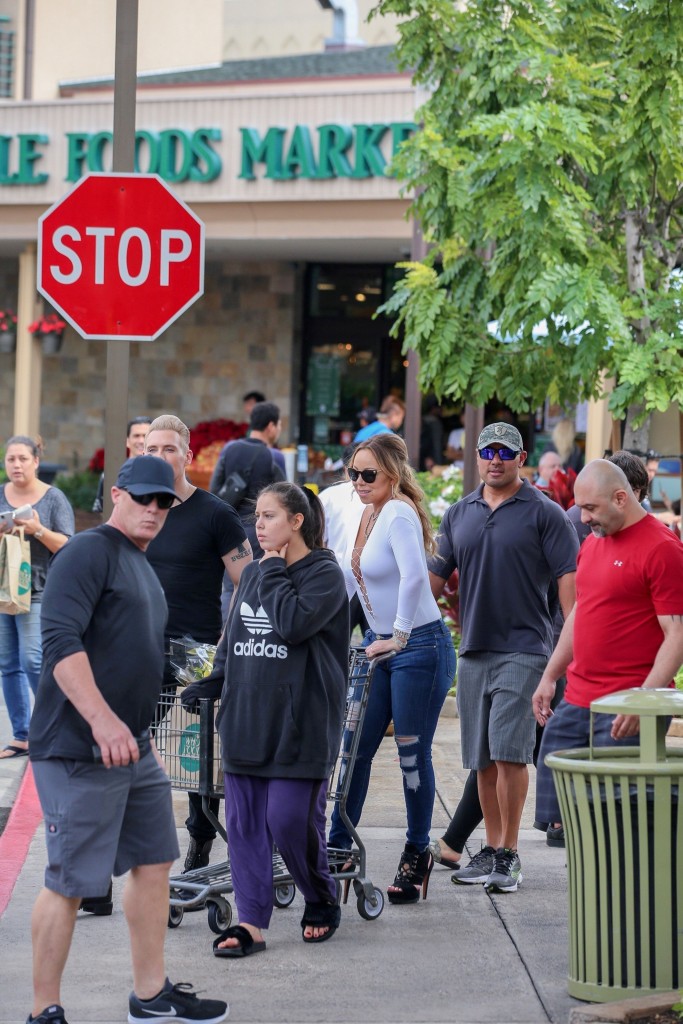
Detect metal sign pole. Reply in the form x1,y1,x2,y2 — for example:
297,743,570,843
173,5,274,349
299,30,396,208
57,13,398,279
103,0,138,518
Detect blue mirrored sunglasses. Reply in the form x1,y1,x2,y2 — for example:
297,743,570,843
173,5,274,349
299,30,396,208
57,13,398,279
478,447,518,461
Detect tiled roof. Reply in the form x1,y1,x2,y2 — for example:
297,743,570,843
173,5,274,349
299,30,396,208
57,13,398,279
60,45,404,92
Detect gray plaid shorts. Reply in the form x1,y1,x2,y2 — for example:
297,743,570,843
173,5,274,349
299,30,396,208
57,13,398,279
457,651,547,770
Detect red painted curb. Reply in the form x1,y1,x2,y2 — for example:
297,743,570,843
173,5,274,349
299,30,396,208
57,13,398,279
0,764,43,917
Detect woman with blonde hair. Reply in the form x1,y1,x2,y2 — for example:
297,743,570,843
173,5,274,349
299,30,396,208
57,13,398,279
328,433,455,904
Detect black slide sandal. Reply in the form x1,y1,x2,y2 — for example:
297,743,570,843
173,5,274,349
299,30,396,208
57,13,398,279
212,924,266,958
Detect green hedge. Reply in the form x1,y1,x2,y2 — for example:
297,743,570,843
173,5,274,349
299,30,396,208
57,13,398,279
53,471,99,511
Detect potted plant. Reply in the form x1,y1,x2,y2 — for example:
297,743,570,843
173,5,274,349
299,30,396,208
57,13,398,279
0,308,17,353
28,311,67,354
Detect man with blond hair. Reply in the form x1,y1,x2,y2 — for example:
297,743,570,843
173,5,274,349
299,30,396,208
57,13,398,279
145,414,252,871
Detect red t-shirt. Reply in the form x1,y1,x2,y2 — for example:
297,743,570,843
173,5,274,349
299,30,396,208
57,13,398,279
566,514,683,707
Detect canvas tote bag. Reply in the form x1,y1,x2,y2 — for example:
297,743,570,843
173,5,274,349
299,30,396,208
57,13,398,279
0,527,31,614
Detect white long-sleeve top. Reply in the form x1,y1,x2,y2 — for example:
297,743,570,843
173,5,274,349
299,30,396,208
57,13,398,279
342,499,441,635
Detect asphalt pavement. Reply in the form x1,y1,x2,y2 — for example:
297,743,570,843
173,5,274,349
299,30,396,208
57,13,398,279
0,683,587,1024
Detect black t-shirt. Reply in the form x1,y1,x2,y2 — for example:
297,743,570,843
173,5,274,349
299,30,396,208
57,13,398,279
29,525,168,761
146,487,246,643
210,438,285,520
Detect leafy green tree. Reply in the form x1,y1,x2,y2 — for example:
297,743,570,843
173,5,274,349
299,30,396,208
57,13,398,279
372,0,683,450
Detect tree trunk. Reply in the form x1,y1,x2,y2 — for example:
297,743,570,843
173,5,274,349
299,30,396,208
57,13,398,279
622,407,652,455
623,211,652,452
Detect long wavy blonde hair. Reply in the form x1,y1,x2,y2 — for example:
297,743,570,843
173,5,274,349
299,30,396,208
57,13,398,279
348,433,436,555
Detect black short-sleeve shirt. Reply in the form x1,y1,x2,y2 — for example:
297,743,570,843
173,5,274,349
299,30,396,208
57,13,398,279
429,480,578,657
146,487,246,643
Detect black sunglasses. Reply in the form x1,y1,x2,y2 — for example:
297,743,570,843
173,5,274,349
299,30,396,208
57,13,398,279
478,447,519,461
126,491,176,510
348,467,383,484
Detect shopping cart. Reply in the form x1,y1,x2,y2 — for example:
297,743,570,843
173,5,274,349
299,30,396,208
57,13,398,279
156,647,387,931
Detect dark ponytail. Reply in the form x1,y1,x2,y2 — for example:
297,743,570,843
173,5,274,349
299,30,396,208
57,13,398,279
259,481,325,550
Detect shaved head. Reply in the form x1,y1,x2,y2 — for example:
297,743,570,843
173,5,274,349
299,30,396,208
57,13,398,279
574,459,645,537
576,459,630,495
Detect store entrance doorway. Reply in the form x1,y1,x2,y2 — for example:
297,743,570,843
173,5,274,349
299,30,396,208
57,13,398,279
300,263,405,459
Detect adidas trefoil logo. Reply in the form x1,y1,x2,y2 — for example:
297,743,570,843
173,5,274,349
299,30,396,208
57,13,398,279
240,602,272,635
235,602,288,660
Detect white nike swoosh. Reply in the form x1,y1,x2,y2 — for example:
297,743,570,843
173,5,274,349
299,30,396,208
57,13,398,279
139,1009,177,1018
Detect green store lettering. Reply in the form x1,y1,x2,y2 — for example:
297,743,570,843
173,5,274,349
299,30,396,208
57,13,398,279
65,128,222,182
239,122,415,180
0,133,49,185
0,122,416,186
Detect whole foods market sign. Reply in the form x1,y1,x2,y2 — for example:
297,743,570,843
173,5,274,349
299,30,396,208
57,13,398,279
0,121,416,187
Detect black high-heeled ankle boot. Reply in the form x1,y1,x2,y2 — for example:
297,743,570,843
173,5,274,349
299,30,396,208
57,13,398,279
387,844,434,904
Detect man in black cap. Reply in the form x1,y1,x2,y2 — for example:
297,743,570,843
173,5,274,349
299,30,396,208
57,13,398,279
26,456,229,1024
428,422,579,893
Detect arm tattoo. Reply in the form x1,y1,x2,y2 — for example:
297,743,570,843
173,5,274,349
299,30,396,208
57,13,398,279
230,542,250,562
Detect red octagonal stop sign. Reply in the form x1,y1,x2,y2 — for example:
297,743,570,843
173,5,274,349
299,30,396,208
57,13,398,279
38,173,204,341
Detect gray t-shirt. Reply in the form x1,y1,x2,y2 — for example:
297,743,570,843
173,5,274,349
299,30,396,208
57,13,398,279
0,485,75,599
429,479,579,657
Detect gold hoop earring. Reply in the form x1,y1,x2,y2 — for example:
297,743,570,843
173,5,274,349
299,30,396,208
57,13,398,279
391,482,396,499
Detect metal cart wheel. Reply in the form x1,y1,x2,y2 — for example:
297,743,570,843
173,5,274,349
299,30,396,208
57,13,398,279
168,904,184,928
273,883,296,909
207,898,232,934
357,886,384,920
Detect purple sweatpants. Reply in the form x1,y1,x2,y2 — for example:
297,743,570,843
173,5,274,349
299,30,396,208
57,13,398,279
224,773,337,929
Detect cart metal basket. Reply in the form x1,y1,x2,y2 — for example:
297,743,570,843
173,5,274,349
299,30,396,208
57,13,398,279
156,647,387,931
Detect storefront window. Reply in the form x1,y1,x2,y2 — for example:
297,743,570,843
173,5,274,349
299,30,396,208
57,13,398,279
0,19,14,99
308,264,401,319
301,263,405,455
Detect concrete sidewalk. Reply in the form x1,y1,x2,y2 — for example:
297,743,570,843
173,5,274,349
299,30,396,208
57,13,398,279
0,682,582,1024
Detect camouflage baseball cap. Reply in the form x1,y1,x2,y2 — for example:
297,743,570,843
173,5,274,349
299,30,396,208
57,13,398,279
477,422,524,452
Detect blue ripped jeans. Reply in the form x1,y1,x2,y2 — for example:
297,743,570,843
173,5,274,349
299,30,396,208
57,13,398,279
329,618,455,851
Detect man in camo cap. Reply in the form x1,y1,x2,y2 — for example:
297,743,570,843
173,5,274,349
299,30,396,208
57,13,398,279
428,420,579,892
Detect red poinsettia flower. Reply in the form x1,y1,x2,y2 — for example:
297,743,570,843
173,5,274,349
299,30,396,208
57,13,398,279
28,312,67,335
0,309,17,333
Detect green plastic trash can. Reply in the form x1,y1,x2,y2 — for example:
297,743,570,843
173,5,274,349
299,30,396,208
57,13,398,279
546,688,683,1003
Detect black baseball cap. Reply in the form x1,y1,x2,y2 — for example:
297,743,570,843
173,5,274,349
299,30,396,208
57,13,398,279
115,456,180,499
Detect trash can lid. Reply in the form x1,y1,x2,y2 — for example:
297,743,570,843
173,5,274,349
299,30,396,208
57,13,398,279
590,687,683,717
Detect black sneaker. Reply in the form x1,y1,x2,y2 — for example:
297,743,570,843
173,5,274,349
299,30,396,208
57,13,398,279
450,844,496,884
128,979,228,1024
27,1006,69,1024
485,847,522,893
546,824,565,848
80,880,113,916
183,838,213,873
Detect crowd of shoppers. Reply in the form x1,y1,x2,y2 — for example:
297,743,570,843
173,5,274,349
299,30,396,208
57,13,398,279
5,403,683,1024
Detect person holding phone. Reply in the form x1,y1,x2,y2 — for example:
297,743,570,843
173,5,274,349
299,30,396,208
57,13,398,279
0,435,74,759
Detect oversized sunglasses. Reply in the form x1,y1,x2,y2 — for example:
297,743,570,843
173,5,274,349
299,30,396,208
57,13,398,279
126,491,176,509
478,447,518,461
348,467,383,483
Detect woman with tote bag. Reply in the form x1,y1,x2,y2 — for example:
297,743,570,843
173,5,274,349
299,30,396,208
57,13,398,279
0,435,74,758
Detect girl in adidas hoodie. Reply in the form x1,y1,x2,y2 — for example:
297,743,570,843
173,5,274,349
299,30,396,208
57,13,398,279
214,481,349,956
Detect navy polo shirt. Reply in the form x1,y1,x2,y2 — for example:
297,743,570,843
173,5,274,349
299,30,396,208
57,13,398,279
429,479,578,657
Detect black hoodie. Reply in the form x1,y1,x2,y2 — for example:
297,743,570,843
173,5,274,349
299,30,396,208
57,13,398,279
216,548,349,779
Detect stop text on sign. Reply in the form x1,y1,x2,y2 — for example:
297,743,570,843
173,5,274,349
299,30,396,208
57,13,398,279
38,173,204,341
50,226,193,287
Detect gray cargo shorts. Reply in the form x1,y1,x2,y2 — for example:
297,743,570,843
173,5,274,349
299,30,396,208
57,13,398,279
457,651,546,770
32,749,180,898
